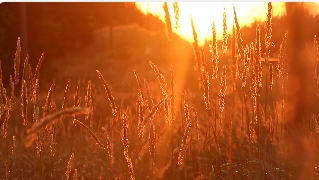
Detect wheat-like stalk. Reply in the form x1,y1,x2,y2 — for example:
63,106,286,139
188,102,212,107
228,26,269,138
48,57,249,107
183,90,190,125
74,119,106,150
148,118,156,159
177,114,192,165
149,61,168,98
277,31,289,79
121,111,135,180
192,106,200,142
190,16,202,80
264,2,273,64
230,24,238,87
138,98,165,130
84,80,93,123
222,6,228,55
73,169,78,180
32,53,44,95
14,37,21,84
233,5,246,83
21,80,28,125
133,70,145,104
219,66,227,119
201,48,211,110
163,2,173,41
137,92,144,137
22,107,90,147
96,70,117,117
102,126,114,167
172,2,180,30
9,75,15,109
255,24,261,61
43,80,55,118
144,78,154,111
32,79,40,122
269,64,274,90
62,79,71,110
170,67,175,122
0,100,10,138
210,20,219,80
65,153,74,180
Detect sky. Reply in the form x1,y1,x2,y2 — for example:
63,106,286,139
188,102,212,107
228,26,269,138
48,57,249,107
135,2,319,45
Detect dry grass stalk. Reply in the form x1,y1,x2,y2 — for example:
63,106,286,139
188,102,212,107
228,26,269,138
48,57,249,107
264,2,273,63
277,31,289,79
144,78,154,111
96,70,117,117
65,153,74,180
201,48,211,110
32,53,44,93
148,118,156,159
62,79,71,110
233,5,246,82
0,102,10,138
133,70,145,104
138,98,165,131
249,43,259,128
9,75,15,108
22,55,30,98
21,80,28,126
22,107,90,147
137,93,144,137
27,63,33,99
230,26,238,90
163,2,173,41
73,169,78,180
170,66,175,123
222,6,228,55
164,96,171,125
313,36,319,94
210,20,219,80
219,66,227,119
12,135,15,154
14,37,21,84
172,2,180,30
269,64,274,90
149,61,168,98
21,55,29,122
0,61,6,107
73,80,81,124
84,80,93,122
192,106,200,142
0,61,3,105
0,60,2,88
121,111,135,180
43,80,55,118
102,126,114,167
190,16,202,81
177,114,192,166
255,24,261,61
74,119,106,150
32,79,40,122
183,91,190,125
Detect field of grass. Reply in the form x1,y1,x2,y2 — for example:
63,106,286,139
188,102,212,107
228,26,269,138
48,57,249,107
1,2,319,180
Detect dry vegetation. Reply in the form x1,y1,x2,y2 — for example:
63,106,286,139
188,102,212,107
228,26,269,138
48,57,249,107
1,2,319,180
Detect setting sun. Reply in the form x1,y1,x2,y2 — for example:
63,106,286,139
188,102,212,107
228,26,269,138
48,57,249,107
136,2,287,45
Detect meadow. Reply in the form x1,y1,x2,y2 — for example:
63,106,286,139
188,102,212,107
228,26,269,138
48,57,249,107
1,2,319,180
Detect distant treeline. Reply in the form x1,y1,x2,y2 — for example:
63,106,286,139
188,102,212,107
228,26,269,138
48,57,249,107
0,2,164,84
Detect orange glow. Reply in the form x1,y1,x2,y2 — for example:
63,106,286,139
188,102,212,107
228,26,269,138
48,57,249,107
136,2,286,45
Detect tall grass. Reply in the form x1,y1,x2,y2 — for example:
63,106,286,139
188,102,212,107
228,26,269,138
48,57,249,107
0,2,319,180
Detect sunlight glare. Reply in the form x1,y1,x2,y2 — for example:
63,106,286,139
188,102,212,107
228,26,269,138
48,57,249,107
136,2,286,45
